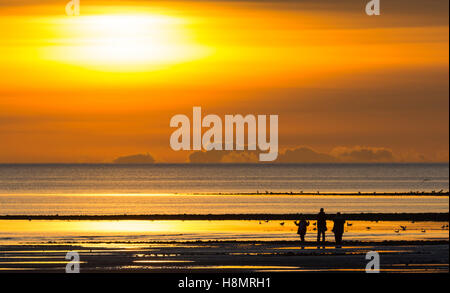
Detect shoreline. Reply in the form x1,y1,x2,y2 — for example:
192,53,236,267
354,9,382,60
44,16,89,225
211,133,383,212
1,191,449,196
183,191,450,196
1,212,448,221
2,240,443,246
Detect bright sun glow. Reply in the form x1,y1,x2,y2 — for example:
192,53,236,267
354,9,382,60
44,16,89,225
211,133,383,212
41,14,210,71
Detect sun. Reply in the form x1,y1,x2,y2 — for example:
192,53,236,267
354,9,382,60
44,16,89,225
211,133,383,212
40,14,209,71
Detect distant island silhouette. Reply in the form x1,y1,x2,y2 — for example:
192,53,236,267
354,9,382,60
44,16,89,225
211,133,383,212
113,153,155,164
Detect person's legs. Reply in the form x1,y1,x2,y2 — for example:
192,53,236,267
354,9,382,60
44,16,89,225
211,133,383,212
321,231,325,242
300,234,305,249
317,230,321,242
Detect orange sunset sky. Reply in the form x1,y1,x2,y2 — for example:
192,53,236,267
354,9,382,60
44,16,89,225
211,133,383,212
0,0,448,163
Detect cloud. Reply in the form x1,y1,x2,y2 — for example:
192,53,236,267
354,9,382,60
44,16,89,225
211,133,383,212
113,153,155,164
188,150,225,163
278,146,336,163
188,145,400,163
330,146,395,162
221,151,259,163
188,150,259,163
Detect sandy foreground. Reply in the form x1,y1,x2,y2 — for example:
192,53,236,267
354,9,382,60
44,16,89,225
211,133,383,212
0,240,448,273
1,214,448,273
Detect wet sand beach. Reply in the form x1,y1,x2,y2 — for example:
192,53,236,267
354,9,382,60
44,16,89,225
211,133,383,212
0,241,448,273
0,215,448,273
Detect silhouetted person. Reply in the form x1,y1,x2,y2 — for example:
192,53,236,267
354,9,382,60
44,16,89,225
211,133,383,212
332,212,346,245
294,216,310,242
317,208,327,242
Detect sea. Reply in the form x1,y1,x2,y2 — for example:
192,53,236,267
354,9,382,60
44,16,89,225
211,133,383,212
0,163,448,215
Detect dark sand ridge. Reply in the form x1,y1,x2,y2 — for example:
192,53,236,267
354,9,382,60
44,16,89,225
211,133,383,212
1,213,448,221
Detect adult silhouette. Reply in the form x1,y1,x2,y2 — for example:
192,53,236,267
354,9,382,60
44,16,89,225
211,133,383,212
294,215,310,242
317,208,327,242
332,212,346,245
